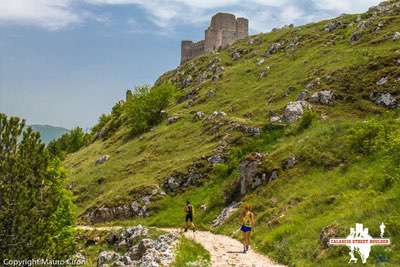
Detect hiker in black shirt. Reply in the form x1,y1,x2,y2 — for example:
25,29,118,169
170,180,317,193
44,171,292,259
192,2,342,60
184,201,196,232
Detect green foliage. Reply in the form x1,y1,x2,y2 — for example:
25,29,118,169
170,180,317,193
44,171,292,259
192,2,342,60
0,113,76,260
48,127,90,159
171,237,210,267
124,83,177,136
90,101,126,141
90,113,112,137
296,110,317,133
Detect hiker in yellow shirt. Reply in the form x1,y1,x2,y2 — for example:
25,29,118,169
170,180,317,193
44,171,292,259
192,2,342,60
240,204,256,253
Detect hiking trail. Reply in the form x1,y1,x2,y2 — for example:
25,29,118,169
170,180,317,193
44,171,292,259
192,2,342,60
78,226,285,267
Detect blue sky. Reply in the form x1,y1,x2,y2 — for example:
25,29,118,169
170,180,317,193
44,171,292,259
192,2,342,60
0,0,382,129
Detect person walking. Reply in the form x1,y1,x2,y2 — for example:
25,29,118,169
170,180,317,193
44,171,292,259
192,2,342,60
184,201,196,232
240,204,256,253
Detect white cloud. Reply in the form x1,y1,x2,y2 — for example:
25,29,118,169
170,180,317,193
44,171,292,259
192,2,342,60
0,0,385,31
0,0,82,30
313,0,381,13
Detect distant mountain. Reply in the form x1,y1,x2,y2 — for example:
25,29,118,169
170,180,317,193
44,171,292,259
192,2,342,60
30,124,69,144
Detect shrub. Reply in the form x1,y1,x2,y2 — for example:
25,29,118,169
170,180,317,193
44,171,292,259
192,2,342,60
124,83,177,136
297,111,317,132
48,127,90,159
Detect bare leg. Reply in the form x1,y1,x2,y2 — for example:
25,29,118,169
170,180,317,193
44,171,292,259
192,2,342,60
241,231,246,252
246,231,251,250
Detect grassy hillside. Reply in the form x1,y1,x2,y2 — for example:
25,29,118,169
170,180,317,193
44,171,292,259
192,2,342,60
66,1,400,265
30,124,69,144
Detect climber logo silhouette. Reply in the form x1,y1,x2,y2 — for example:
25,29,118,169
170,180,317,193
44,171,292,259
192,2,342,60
329,223,390,264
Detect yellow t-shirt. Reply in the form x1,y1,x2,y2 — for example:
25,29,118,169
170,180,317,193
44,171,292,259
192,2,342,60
242,211,254,227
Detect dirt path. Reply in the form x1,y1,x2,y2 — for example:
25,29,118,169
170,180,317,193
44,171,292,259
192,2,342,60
77,226,285,267
164,228,285,267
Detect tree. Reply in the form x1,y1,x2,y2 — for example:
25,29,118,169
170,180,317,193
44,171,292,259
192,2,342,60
0,113,76,260
48,127,90,159
124,83,177,136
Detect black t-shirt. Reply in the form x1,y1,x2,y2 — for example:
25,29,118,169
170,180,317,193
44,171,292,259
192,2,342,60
186,204,193,215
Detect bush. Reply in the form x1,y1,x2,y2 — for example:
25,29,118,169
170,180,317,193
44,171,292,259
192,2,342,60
48,127,90,159
297,111,317,132
90,113,112,137
124,83,177,136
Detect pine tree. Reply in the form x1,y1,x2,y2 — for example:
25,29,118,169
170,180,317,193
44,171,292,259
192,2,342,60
0,113,76,260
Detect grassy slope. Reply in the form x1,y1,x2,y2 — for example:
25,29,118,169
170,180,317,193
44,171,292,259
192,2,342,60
67,4,400,266
172,237,210,267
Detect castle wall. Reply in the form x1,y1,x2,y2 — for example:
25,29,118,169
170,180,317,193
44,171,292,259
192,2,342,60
181,13,249,63
191,40,205,58
236,18,249,39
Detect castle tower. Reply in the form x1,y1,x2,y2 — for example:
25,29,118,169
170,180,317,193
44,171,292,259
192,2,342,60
181,40,193,64
181,13,249,63
236,17,249,39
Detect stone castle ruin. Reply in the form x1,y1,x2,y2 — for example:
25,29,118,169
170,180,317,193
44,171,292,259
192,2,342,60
181,13,249,63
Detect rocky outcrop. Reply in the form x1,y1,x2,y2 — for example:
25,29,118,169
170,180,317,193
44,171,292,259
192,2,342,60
264,41,284,57
228,152,279,199
230,122,262,136
370,92,397,108
163,159,212,193
309,90,335,105
97,226,178,267
167,116,180,124
193,111,205,121
212,202,241,227
376,76,388,86
283,101,312,122
95,155,110,165
324,20,345,32
82,186,166,223
393,32,400,41
232,51,241,60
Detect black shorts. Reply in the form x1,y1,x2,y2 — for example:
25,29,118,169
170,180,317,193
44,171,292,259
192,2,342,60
185,213,193,222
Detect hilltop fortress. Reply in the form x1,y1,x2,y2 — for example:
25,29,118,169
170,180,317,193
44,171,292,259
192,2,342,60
181,13,249,63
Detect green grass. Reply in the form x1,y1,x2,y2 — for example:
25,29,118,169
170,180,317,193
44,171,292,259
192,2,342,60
66,4,400,266
172,237,210,267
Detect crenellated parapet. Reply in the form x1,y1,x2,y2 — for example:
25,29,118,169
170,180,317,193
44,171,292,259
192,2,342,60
181,13,249,64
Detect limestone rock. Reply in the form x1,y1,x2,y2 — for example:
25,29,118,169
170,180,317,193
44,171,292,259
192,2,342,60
207,155,224,164
324,20,344,32
283,101,311,122
232,51,241,60
82,187,164,223
270,114,281,123
371,92,397,108
98,251,121,267
95,155,110,165
309,90,335,105
265,42,284,57
283,156,296,170
376,76,388,85
212,202,241,227
193,111,205,121
182,75,193,87
297,90,308,101
393,32,400,41
167,116,180,124
163,160,211,193
238,152,268,195
97,226,178,267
